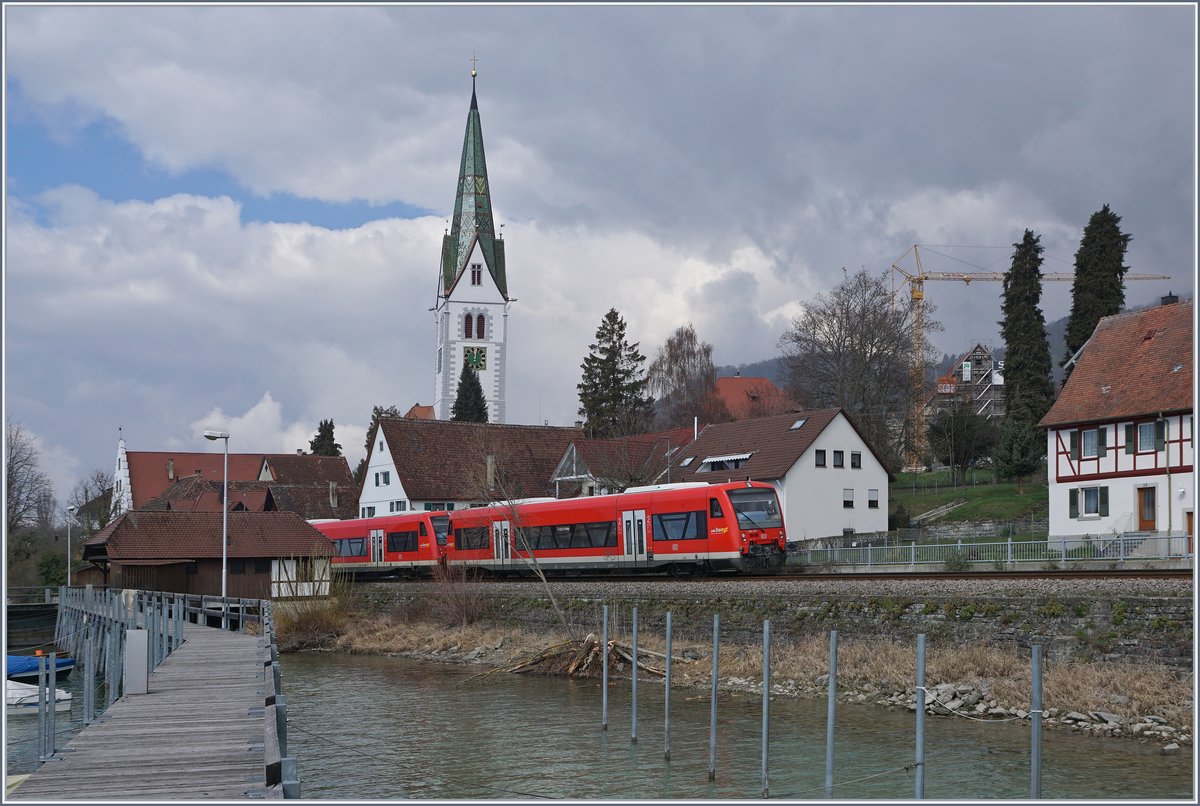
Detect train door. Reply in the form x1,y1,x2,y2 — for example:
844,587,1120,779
370,528,385,564
621,510,648,563
493,521,511,567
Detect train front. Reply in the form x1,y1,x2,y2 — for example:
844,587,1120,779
724,484,787,573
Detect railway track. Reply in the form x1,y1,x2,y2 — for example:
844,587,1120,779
359,567,1193,584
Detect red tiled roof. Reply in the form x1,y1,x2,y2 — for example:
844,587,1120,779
713,376,796,420
669,408,888,482
82,511,334,561
566,427,697,484
375,418,582,501
1040,301,1193,428
141,476,356,520
404,404,436,420
125,451,352,507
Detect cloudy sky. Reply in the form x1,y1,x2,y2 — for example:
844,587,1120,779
4,4,1195,502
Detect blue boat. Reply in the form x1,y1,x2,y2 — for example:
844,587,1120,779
6,655,75,684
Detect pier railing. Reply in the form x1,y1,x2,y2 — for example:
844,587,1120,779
43,586,298,797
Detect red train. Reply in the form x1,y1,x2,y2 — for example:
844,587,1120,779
314,481,786,576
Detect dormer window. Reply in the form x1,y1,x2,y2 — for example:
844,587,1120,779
679,457,694,467
471,264,483,286
698,452,753,472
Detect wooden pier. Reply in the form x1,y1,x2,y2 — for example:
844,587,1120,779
9,604,291,800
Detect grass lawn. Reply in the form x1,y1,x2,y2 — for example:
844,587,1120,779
890,477,1048,523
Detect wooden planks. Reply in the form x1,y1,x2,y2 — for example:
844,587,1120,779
9,622,271,801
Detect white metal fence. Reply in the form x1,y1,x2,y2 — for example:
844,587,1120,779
794,532,1193,568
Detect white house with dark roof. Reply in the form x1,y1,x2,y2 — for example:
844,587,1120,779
1038,299,1193,551
668,409,891,541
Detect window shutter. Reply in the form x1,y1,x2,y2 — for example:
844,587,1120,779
1125,424,1135,454
1069,430,1079,460
1068,489,1079,519
1155,420,1166,451
1099,487,1109,517
1097,428,1107,458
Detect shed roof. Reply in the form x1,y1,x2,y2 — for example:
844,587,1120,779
83,511,334,561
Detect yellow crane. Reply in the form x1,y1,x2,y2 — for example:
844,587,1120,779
890,244,1170,471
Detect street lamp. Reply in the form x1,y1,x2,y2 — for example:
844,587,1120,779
66,505,77,587
203,430,230,601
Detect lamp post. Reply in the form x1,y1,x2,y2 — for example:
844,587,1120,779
203,430,230,600
66,505,77,587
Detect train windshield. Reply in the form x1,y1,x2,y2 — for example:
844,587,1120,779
431,515,450,546
726,489,783,529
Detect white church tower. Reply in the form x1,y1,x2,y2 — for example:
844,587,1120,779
433,67,512,422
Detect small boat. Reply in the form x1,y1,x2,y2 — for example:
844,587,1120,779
5,680,72,717
6,655,75,684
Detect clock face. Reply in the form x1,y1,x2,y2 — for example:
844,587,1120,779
464,346,487,371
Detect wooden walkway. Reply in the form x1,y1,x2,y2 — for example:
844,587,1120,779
9,622,275,800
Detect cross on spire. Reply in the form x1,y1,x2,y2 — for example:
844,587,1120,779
470,53,478,78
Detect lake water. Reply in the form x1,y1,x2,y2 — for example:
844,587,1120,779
281,652,1193,800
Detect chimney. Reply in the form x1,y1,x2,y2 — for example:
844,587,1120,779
1162,291,1179,306
167,458,174,481
574,420,583,429
296,448,304,455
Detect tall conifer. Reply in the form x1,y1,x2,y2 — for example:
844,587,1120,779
1063,204,1132,374
308,419,343,456
577,308,654,438
1000,230,1055,426
451,365,489,423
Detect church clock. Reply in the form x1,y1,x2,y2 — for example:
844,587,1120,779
464,346,487,371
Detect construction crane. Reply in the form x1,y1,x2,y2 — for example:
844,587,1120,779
890,244,1171,470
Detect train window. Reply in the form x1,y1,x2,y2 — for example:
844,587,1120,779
652,510,706,541
727,489,783,529
387,531,419,553
431,516,450,546
419,522,428,537
335,537,368,557
455,526,490,550
709,498,724,518
586,521,617,547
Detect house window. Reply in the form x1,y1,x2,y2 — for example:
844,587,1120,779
789,419,807,431
843,489,854,509
254,559,271,574
471,264,483,285
1080,428,1105,458
833,451,844,468
464,315,474,339
377,471,389,486
396,500,407,512
868,489,879,509
360,506,376,518
378,440,383,452
1068,486,1108,518
1138,422,1156,452
851,452,861,469
476,314,485,339
815,450,827,468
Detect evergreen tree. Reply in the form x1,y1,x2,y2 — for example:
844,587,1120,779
308,418,343,456
1063,204,1132,375
451,364,489,423
577,308,654,438
993,415,1043,495
999,230,1055,426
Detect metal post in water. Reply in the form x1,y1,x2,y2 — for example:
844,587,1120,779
915,634,926,799
709,613,720,781
761,619,771,799
37,656,48,762
631,605,638,745
664,611,672,761
825,629,838,799
601,604,609,731
47,653,58,758
1031,644,1043,799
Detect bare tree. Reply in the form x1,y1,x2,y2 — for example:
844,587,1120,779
778,268,939,470
6,419,53,537
647,323,732,429
68,468,115,537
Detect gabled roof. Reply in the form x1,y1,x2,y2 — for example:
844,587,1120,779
441,80,508,300
141,475,356,520
124,451,352,508
713,376,796,420
554,427,696,486
373,417,581,501
404,404,436,420
669,408,891,483
1039,301,1193,428
83,511,333,561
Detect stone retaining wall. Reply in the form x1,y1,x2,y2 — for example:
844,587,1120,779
357,581,1192,669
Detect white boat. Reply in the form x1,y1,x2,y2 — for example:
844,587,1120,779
5,680,72,717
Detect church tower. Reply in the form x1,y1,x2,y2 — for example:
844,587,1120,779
433,67,511,423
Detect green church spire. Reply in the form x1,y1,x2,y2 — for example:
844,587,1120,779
441,69,508,299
